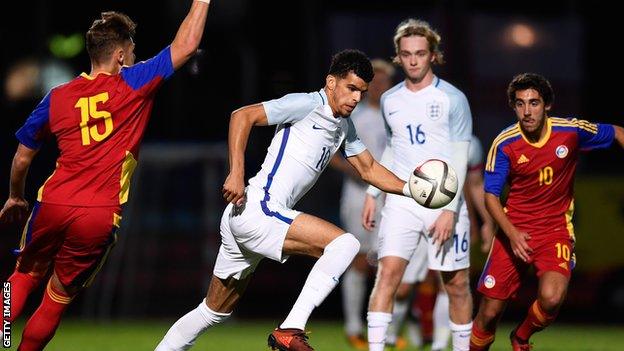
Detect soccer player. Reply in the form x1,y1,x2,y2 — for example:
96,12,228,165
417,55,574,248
0,1,211,350
469,73,624,351
155,50,418,351
389,135,495,351
362,18,474,351
328,58,395,350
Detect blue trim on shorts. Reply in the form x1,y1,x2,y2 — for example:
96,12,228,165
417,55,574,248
13,201,41,255
260,125,293,225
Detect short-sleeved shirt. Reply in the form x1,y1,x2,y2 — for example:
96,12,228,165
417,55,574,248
484,117,614,239
380,76,472,181
16,47,174,206
247,89,366,208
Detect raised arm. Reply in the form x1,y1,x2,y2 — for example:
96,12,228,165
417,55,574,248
222,104,269,204
170,0,211,70
0,144,39,223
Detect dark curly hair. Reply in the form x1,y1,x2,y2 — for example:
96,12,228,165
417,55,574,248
328,49,374,83
507,73,554,107
86,11,136,64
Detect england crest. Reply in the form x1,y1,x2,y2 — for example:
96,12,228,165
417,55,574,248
426,101,442,120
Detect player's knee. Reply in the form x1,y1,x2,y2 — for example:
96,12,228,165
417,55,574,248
326,233,360,259
443,271,470,299
538,288,566,312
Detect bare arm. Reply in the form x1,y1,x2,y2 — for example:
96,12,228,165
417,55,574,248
614,125,624,148
329,154,361,182
485,192,532,262
464,169,496,251
222,104,269,204
346,150,406,196
170,0,211,70
1,144,38,223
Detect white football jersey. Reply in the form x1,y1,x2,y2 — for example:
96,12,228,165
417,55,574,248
341,101,387,200
468,134,484,170
247,89,366,209
381,76,472,181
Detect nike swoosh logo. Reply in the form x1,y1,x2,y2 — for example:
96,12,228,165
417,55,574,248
388,110,399,116
455,256,467,262
312,124,323,130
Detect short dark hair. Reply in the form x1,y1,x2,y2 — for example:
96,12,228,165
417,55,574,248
328,49,374,83
86,11,136,65
507,73,554,107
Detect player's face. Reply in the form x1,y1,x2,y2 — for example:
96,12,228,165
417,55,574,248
513,88,551,134
366,70,392,106
326,71,369,117
397,36,435,83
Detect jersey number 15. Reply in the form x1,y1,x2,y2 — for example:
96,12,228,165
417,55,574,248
75,92,113,146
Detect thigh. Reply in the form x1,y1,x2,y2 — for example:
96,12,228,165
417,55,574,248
427,204,471,272
477,234,528,300
402,240,428,284
532,235,575,279
377,198,424,261
55,206,120,289
16,202,71,277
283,213,345,258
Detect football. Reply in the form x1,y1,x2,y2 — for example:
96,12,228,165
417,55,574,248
408,159,458,209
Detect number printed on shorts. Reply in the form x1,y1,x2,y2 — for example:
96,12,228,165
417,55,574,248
555,242,571,261
453,231,468,254
75,92,113,145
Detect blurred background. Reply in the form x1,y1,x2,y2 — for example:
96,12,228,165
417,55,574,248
1,0,623,348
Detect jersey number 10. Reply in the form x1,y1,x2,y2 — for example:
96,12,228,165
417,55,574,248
75,92,113,146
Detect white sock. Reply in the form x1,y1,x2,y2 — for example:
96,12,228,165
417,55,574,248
432,291,451,350
155,299,230,351
342,267,366,336
406,318,423,347
449,320,472,351
367,311,392,351
281,233,360,330
386,297,409,345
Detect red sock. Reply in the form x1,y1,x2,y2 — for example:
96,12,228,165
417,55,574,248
470,323,495,351
18,281,72,351
7,271,42,322
515,300,557,341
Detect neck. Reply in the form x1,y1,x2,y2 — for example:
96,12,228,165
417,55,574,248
404,69,434,92
524,118,549,143
323,87,340,117
90,62,121,76
368,99,380,109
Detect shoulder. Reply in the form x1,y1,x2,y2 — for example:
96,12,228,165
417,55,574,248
435,78,468,104
491,123,522,150
550,116,596,132
380,82,405,104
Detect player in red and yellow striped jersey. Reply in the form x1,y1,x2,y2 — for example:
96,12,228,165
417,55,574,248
469,73,624,351
0,2,211,350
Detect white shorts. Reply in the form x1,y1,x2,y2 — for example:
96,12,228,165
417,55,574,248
213,192,301,280
377,194,470,280
340,194,381,254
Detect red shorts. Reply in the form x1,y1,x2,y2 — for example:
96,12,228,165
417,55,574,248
477,230,575,300
15,201,121,288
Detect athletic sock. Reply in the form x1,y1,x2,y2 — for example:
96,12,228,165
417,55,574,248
341,267,366,336
469,323,495,351
515,300,557,341
450,320,472,351
367,311,392,351
432,291,451,350
17,281,71,351
7,271,41,322
280,233,360,330
155,299,231,351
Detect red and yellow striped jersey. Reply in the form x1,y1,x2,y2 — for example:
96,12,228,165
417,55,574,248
15,47,174,206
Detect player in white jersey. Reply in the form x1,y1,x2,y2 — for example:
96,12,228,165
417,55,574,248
156,50,421,351
362,19,474,351
328,59,395,349
385,135,494,351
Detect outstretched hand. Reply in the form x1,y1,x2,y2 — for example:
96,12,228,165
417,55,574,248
428,210,455,251
0,197,29,224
